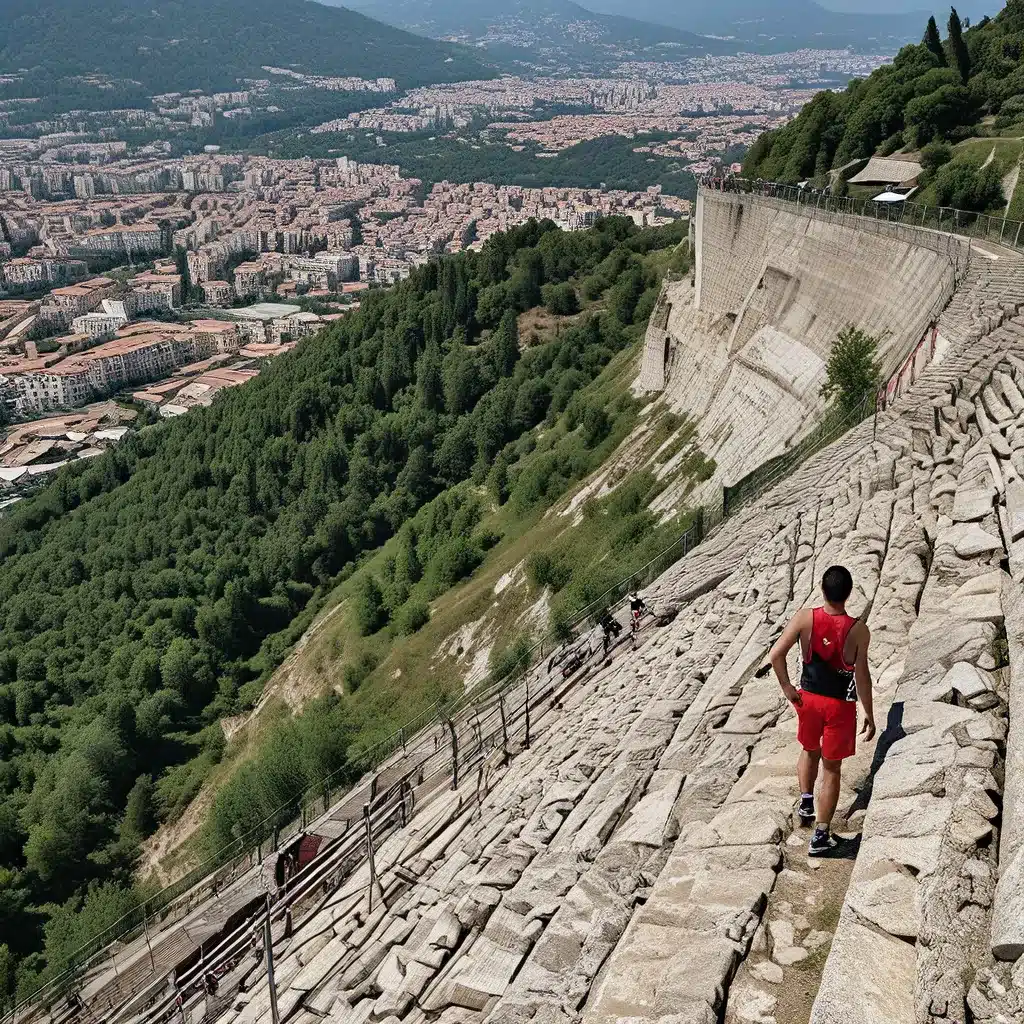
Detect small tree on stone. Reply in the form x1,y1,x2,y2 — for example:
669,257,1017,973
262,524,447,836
821,325,882,417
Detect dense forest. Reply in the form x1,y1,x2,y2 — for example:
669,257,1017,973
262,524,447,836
743,2,1024,209
262,129,699,200
0,0,490,94
0,215,687,1007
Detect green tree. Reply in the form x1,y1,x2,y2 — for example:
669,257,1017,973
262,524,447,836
353,575,387,635
933,159,1004,211
609,264,645,325
919,140,953,173
442,334,479,415
0,942,13,1014
415,336,444,412
948,7,972,84
492,311,520,378
121,775,155,840
820,325,882,416
543,282,579,316
905,83,973,145
924,16,947,65
396,600,429,635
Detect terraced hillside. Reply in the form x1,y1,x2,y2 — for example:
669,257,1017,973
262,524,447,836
14,189,1024,1024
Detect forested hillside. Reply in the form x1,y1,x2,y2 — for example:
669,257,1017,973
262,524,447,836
744,1,1024,205
0,215,689,1007
0,0,490,93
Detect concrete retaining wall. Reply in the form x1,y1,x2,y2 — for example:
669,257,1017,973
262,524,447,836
642,189,962,495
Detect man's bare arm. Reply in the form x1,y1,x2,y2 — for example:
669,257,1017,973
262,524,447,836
769,608,811,706
854,624,875,741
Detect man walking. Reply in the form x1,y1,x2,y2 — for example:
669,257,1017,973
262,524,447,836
768,565,876,856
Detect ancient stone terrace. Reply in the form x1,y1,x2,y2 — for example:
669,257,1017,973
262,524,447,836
128,245,1024,1024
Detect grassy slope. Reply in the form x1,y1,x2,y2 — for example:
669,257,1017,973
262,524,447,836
141,241,704,882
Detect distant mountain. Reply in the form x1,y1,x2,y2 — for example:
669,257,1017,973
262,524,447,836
0,0,491,94
579,0,944,49
344,0,720,60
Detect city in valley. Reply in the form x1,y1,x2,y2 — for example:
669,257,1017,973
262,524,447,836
0,42,893,507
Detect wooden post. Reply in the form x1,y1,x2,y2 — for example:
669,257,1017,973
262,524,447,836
143,911,156,973
498,693,510,764
264,895,280,1024
363,803,377,912
448,719,459,790
524,678,531,750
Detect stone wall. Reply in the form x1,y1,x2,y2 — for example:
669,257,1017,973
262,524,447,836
642,189,964,503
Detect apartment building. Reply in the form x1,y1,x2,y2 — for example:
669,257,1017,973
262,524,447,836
71,299,131,339
233,261,265,300
202,280,233,306
13,363,94,412
190,320,241,355
0,256,88,291
40,277,117,325
81,223,165,256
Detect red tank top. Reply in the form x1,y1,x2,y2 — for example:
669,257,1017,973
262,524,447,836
800,607,857,701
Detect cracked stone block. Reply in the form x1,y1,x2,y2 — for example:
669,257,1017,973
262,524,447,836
846,864,920,939
810,921,916,1024
952,524,1003,558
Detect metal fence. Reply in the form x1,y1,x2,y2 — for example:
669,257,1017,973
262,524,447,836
703,176,1023,255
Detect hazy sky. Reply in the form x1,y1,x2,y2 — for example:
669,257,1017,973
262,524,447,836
818,0,1002,14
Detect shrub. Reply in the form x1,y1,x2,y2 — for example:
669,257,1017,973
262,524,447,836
611,510,658,553
488,633,533,685
543,282,579,316
633,286,659,326
396,600,430,635
424,537,484,597
878,131,905,155
820,325,882,416
582,404,611,447
353,575,388,636
343,649,379,693
527,551,572,592
933,159,1004,211
919,140,953,172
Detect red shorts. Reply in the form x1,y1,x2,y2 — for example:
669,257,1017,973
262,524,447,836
796,689,857,761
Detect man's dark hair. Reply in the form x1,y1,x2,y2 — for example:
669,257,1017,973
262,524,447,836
822,565,853,604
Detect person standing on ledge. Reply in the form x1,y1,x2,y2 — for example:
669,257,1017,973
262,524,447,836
768,565,876,856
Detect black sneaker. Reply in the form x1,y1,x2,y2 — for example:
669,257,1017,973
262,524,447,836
797,795,815,825
808,827,839,857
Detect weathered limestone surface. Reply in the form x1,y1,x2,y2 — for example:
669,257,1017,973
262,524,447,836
992,575,1024,962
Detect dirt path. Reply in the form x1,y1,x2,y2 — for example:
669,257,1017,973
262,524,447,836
721,779,863,1024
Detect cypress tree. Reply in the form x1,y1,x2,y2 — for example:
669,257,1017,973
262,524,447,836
947,7,971,84
924,15,946,65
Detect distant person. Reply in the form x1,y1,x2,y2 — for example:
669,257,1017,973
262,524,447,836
768,565,875,856
628,590,647,620
598,609,621,652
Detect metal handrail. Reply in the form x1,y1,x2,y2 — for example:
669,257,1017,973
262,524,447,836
702,176,1019,255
